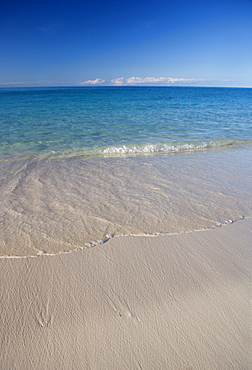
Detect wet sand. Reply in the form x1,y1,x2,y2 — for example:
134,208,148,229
1,218,251,369
1,146,252,257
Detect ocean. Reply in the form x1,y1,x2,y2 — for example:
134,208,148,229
0,86,252,256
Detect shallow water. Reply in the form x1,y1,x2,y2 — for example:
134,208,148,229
1,87,252,159
1,87,252,256
1,144,251,256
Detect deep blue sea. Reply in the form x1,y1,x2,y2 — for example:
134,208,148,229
1,86,251,159
1,86,252,256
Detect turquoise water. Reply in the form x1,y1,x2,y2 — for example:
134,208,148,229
1,86,252,256
1,86,252,159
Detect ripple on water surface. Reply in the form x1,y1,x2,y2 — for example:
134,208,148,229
0,144,251,256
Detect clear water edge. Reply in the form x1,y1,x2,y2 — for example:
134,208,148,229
1,138,251,162
0,215,249,259
1,86,252,160
1,87,251,256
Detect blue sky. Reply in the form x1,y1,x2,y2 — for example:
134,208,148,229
1,0,252,87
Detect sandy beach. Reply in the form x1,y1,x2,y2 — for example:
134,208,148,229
1,4,252,368
1,217,251,369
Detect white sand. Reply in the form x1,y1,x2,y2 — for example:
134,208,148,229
1,148,252,256
1,219,251,369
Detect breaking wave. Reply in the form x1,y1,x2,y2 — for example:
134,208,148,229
100,139,248,156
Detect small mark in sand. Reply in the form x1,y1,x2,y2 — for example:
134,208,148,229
36,299,53,328
38,314,53,328
104,256,113,262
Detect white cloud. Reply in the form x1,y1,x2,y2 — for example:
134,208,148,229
124,77,206,84
81,78,106,85
0,77,216,88
106,76,207,85
126,77,164,83
110,77,125,85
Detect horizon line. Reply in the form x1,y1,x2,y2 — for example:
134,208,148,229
0,85,251,89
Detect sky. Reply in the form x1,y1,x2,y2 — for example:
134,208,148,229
0,0,252,87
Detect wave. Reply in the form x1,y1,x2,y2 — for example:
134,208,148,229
100,139,249,156
1,139,251,162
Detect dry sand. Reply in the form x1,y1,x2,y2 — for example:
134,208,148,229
1,218,251,369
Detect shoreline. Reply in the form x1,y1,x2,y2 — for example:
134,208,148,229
0,215,248,259
1,144,252,257
1,217,251,369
